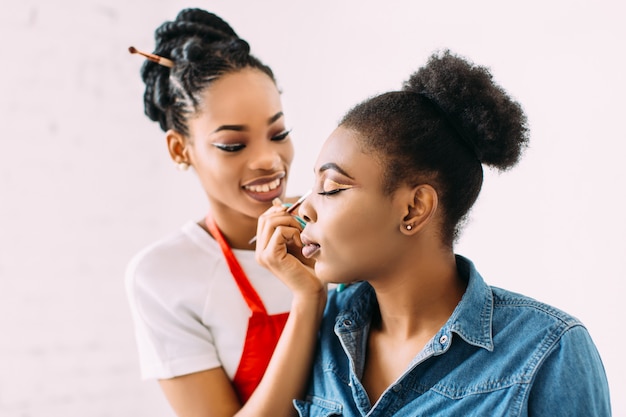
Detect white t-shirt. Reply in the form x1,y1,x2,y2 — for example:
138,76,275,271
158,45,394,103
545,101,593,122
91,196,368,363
125,221,293,380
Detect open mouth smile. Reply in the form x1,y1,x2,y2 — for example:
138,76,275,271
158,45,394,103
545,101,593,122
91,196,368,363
243,177,281,193
242,172,286,202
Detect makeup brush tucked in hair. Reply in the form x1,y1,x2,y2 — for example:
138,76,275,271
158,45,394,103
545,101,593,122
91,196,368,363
128,46,174,68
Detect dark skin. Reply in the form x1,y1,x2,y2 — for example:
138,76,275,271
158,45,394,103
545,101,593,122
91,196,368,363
283,126,467,405
167,68,294,251
158,68,320,417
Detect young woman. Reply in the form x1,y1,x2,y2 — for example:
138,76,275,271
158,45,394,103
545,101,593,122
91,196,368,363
256,50,611,416
125,8,324,417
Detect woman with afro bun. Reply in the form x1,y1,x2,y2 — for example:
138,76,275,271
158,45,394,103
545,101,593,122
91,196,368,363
125,8,323,417
256,50,611,416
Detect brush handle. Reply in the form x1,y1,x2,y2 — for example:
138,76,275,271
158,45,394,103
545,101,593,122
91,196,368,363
248,190,312,245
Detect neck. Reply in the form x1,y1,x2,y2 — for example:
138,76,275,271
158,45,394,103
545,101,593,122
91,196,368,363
369,250,465,340
202,203,259,250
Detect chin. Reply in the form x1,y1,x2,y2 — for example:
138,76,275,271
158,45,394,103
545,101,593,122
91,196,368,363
315,264,344,286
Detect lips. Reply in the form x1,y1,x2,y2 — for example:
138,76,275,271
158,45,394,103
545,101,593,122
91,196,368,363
242,172,285,202
301,234,320,259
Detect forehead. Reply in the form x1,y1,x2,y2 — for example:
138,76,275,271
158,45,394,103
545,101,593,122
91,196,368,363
316,126,382,180
198,68,282,121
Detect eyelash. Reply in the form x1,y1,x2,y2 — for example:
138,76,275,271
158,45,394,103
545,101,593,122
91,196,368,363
213,129,291,153
318,189,344,196
271,129,291,141
213,143,245,152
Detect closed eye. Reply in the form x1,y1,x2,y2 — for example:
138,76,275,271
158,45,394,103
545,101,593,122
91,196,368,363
318,188,344,196
318,178,353,196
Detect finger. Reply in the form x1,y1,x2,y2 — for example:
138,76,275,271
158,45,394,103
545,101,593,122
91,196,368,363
261,227,322,293
257,223,301,259
258,224,299,266
258,216,303,255
256,211,305,249
256,204,290,241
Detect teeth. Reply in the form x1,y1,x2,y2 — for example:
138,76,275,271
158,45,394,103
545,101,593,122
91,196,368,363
245,178,281,193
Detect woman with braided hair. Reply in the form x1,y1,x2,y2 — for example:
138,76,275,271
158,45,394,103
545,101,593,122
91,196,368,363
256,50,611,416
125,8,323,417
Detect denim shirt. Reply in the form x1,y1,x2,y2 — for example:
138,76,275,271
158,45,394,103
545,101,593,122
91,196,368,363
295,256,611,416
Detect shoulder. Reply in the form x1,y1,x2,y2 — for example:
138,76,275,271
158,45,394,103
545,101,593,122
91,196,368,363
490,286,583,330
487,289,610,415
487,285,594,369
459,256,584,340
125,222,223,302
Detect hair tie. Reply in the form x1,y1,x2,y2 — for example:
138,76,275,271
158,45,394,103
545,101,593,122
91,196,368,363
417,91,482,161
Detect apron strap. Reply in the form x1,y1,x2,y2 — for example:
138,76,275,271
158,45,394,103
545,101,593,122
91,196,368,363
205,215,267,315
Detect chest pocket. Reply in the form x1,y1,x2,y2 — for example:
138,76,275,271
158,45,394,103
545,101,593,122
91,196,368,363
294,396,343,417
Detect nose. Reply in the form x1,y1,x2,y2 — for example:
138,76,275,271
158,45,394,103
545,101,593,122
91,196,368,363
299,193,315,223
249,142,282,171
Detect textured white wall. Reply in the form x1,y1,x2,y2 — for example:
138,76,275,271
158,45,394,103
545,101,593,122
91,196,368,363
1,1,624,415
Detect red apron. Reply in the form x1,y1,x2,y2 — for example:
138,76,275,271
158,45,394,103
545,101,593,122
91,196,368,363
205,215,289,403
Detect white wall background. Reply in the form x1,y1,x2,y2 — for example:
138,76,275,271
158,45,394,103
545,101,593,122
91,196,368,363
1,1,624,415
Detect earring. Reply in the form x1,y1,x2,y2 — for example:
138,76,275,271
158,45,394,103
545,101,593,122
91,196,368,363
405,224,413,230
176,161,189,171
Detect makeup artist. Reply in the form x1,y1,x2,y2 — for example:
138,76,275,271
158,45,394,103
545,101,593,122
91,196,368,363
125,8,324,417
256,50,611,416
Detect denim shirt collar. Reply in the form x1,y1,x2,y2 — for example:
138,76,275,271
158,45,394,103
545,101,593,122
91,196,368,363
446,255,494,351
336,255,494,354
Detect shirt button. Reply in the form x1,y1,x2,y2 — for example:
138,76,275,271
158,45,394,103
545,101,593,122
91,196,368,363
392,384,402,392
439,335,448,345
342,319,352,326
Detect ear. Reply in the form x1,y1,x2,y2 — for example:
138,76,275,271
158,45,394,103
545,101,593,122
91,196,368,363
399,184,438,235
166,129,190,165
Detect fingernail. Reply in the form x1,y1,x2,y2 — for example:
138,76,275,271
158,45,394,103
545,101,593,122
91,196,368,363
336,283,346,293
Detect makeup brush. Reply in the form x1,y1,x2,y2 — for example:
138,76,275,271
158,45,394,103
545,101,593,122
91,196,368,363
248,189,312,245
128,46,174,68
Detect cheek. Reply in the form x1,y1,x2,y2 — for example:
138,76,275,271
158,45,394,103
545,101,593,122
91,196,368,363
197,156,241,191
204,161,234,182
323,204,397,275
334,203,379,238
282,142,295,166
321,206,378,261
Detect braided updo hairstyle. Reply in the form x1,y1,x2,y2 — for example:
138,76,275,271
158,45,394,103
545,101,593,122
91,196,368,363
340,50,529,246
140,8,275,136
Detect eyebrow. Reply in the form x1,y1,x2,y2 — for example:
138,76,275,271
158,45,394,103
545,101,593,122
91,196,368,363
267,111,284,125
318,162,354,179
212,112,284,134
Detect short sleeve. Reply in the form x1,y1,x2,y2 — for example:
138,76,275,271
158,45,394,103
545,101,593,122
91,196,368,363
125,245,221,380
